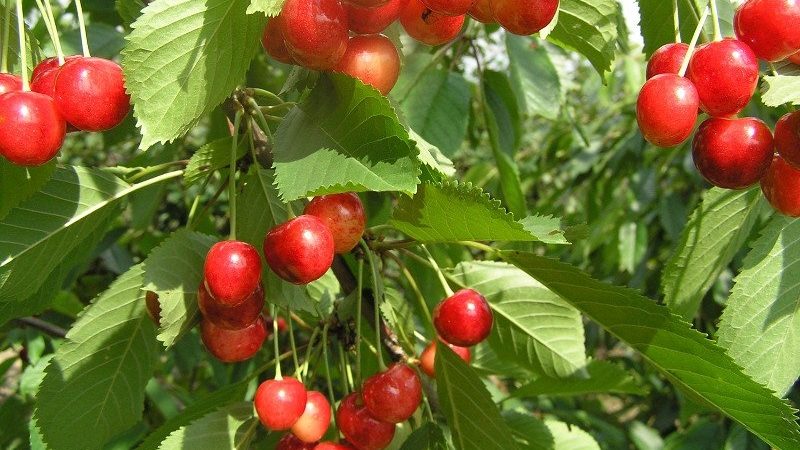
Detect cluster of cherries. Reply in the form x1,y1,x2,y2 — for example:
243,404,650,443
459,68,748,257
636,0,800,216
0,55,130,166
261,0,559,95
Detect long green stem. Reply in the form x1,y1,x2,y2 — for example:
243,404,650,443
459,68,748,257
322,324,339,431
364,247,386,370
42,0,63,62
673,0,681,43
286,307,301,379
679,6,710,77
355,258,364,387
338,342,352,392
228,111,242,240
1,2,10,73
302,327,321,380
73,0,89,56
246,98,274,143
249,87,284,105
709,0,721,41
271,304,282,380
127,160,188,183
386,251,434,334
15,0,28,90
421,245,454,297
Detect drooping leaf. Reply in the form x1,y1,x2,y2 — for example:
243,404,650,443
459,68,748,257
502,251,800,450
506,35,562,120
399,422,448,450
34,265,160,450
183,137,247,187
637,0,736,57
548,0,619,79
157,402,256,450
408,129,456,178
546,420,601,450
0,159,55,220
122,0,266,148
513,359,647,397
246,0,284,16
272,73,420,200
503,411,554,450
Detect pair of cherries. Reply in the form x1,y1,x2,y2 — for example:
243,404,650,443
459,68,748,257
256,378,333,445
762,111,800,217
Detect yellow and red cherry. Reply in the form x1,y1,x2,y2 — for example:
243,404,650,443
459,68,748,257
400,0,465,46
291,390,332,443
491,0,559,35
254,377,308,431
281,0,349,70
344,0,406,35
200,315,268,362
197,281,264,330
419,340,471,378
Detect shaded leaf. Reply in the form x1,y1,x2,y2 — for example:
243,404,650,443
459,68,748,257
157,402,256,450
183,137,247,187
503,411,554,450
548,0,619,78
514,360,646,397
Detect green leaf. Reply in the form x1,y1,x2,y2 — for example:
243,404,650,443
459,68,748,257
409,129,456,178
435,342,521,450
502,251,800,450
762,74,800,107
548,0,619,79
545,419,601,450
0,166,129,301
5,6,42,73
390,181,568,244
399,422,448,450
273,73,420,200
662,187,763,321
246,0,284,15
60,22,125,59
157,402,256,450
183,137,247,186
717,216,800,396
506,35,562,120
663,419,726,450
143,230,218,347
122,0,266,148
503,411,554,450
638,0,736,57
116,0,146,26
0,160,55,220
34,265,160,450
513,359,647,397
449,261,586,378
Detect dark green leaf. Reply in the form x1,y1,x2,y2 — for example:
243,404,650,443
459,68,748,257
548,0,619,78
513,360,647,397
506,35,562,120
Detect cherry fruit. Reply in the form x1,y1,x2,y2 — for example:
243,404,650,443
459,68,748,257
762,155,800,216
692,117,774,189
345,0,390,6
145,291,161,326
492,0,559,36
255,377,308,431
686,38,759,117
262,15,294,64
264,215,335,285
198,281,264,330
419,340,470,378
281,0,349,70
422,0,474,16
734,0,800,61
636,74,699,148
200,315,268,362
334,35,401,96
336,392,396,450
0,91,65,166
30,55,80,98
433,289,493,346
315,442,356,450
291,390,332,443
775,111,800,168
646,43,689,79
400,0,465,46
0,73,22,95
345,0,406,34
305,193,366,253
53,57,130,131
203,240,262,306
276,434,315,450
468,0,494,23
362,363,422,423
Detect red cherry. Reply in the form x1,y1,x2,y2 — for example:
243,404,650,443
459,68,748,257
254,377,308,431
333,35,401,96
762,155,800,216
790,51,800,64
53,57,130,131
419,340,470,378
336,392,395,450
421,0,474,16
734,0,800,62
291,391,332,443
362,363,422,423
345,0,390,6
203,240,262,306
636,74,699,148
646,43,689,79
145,291,161,326
491,0,559,35
344,0,406,35
264,215,335,285
400,0,465,46
281,0,349,70
0,73,22,95
315,442,356,450
433,289,493,346
198,281,264,330
262,15,294,64
0,91,65,166
686,38,759,117
277,433,316,450
692,117,774,189
30,56,81,97
200,315,268,362
468,0,494,23
304,193,366,253
775,111,800,168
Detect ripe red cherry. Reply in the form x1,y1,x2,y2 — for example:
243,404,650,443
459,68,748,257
646,43,689,79
734,0,800,61
304,193,366,253
198,281,264,330
264,215,335,285
636,74,699,148
203,240,262,306
336,392,396,450
30,55,80,97
315,442,356,450
53,57,130,131
686,38,759,117
255,377,308,431
762,155,800,216
262,15,293,64
0,91,65,166
433,289,493,346
333,35,401,96
400,0,465,46
468,0,493,23
345,0,390,6
421,0,474,16
277,433,315,450
0,73,22,95
145,291,161,326
692,117,774,189
775,111,800,168
200,315,268,362
491,0,559,35
291,391,332,443
419,340,470,378
362,363,422,423
281,0,349,70
344,0,406,34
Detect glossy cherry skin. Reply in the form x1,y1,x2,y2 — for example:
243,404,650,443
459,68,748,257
200,315,268,362
0,73,22,95
315,442,356,450
281,0,349,70
304,193,366,253
400,0,465,46
264,215,335,285
203,240,262,306
145,291,161,326
762,155,800,216
492,0,559,35
291,390,332,443
646,43,689,79
198,281,264,330
775,111,800,168
262,15,294,64
53,57,130,131
276,433,315,450
419,340,470,378
333,35,401,96
636,74,699,148
468,0,493,23
255,377,308,431
345,0,390,6
433,289,493,346
692,117,774,189
421,0,474,16
362,363,422,423
344,0,406,34
336,392,396,450
686,38,759,117
734,0,800,61
0,91,66,166
30,56,81,97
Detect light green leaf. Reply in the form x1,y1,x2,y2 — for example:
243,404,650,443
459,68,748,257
409,129,456,178
0,159,55,220
514,359,646,397
548,0,619,79
503,411,554,450
246,0,284,15
399,422,448,450
502,251,800,450
34,265,160,450
122,0,266,148
717,216,800,396
157,402,256,450
506,35,562,120
273,73,420,200
762,75,800,107
546,419,601,450
183,137,247,187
